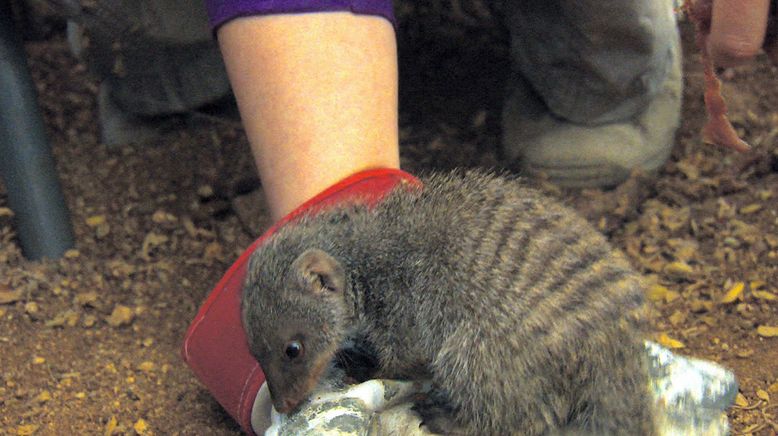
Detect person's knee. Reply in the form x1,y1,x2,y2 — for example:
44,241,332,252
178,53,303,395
506,0,679,125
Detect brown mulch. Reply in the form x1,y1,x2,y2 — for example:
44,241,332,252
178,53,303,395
1,5,778,435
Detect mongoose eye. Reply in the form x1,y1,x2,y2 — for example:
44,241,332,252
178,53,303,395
284,340,304,360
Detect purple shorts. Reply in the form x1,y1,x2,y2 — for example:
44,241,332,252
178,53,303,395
204,0,394,32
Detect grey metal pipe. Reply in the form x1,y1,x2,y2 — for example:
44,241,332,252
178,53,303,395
0,0,75,259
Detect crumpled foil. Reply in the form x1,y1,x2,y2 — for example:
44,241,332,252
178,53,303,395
256,342,738,435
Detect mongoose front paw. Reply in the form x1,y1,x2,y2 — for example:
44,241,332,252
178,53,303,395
413,398,467,435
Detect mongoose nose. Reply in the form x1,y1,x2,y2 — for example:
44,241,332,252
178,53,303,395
275,398,297,414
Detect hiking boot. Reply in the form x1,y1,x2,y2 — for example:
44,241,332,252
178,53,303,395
501,43,681,188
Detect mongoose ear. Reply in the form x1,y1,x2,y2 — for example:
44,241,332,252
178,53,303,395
291,249,345,295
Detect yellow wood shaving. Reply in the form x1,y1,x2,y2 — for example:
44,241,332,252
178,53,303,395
752,290,777,301
656,333,685,349
720,282,745,304
756,325,778,337
86,215,107,227
734,393,749,407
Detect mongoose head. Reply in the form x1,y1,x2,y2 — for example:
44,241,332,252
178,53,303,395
242,247,349,414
